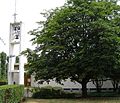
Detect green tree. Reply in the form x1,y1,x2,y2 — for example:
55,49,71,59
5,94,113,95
0,52,7,82
110,68,120,92
23,0,120,97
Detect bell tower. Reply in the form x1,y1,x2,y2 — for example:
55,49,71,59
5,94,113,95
8,0,24,85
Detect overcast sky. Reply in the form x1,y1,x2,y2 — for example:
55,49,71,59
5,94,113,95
0,0,120,54
0,0,66,54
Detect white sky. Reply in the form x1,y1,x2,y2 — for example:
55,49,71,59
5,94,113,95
0,0,66,54
0,0,120,55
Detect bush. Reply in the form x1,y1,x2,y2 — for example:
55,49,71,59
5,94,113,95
88,91,120,97
0,85,24,103
32,86,54,99
32,86,76,99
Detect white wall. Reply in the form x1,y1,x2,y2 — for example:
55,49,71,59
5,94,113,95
31,75,114,89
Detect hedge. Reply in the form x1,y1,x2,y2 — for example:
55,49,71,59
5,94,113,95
0,85,24,103
88,91,120,97
32,86,77,99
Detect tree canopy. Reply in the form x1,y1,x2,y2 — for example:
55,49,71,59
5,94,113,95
23,0,120,97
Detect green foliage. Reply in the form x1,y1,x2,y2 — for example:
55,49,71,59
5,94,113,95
23,0,120,97
32,86,76,99
88,91,120,97
0,52,7,82
0,85,24,103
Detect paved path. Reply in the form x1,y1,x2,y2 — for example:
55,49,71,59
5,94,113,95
22,98,42,103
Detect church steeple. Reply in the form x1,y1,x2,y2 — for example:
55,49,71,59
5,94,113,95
8,0,24,85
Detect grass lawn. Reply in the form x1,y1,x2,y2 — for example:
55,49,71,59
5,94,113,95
24,97,120,103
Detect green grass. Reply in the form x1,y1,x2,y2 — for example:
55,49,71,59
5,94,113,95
24,97,120,103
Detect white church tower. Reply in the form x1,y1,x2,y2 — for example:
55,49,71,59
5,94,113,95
8,0,24,85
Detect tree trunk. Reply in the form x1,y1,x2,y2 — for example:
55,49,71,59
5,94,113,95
96,80,102,93
96,82,100,93
93,79,103,93
81,78,88,97
114,83,118,92
112,80,119,92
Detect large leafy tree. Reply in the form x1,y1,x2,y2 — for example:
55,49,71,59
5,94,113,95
23,0,120,97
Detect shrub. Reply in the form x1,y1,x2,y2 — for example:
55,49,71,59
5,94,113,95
0,85,24,103
32,86,53,99
88,91,120,97
32,86,76,99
